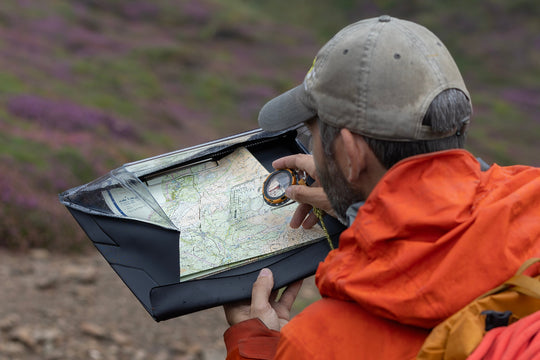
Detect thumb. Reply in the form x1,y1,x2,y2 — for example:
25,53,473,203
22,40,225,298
252,268,274,306
250,268,279,329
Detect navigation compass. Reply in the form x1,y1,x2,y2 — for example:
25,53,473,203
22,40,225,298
262,169,307,206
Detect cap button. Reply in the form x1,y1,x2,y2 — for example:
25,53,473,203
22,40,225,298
378,15,391,22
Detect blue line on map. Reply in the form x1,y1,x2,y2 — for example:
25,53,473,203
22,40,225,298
106,189,127,216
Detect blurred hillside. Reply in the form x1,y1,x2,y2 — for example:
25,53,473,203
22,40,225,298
0,0,539,251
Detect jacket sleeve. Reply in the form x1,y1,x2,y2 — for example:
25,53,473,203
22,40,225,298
224,318,281,360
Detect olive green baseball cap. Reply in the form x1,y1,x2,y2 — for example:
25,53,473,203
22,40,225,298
258,15,471,141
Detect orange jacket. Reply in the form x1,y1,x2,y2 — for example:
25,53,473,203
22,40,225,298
225,150,540,359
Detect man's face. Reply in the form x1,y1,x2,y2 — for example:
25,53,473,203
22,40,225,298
307,119,364,223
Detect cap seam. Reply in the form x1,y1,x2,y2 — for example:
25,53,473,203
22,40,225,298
398,22,447,87
357,19,387,130
317,27,347,79
397,21,447,139
308,25,346,123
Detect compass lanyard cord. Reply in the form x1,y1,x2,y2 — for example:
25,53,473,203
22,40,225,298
312,208,334,250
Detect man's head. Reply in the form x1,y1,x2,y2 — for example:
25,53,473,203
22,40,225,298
258,16,472,220
258,16,472,141
314,88,471,222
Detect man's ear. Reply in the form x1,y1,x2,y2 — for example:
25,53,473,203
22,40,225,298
339,128,368,182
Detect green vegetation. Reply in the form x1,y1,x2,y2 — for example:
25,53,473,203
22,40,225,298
0,135,50,170
0,0,538,251
0,72,28,94
55,147,98,182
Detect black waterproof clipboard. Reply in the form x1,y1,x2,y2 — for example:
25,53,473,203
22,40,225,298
60,127,345,321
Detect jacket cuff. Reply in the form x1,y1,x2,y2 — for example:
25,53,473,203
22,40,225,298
224,318,281,359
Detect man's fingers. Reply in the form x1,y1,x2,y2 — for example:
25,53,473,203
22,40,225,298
301,212,320,229
227,269,303,331
287,185,333,215
290,203,313,229
272,154,317,179
287,184,325,205
290,204,320,229
277,279,303,311
223,300,251,326
274,280,303,329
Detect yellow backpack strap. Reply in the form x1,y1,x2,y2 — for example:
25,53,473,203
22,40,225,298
416,258,540,360
514,257,540,275
504,274,540,298
504,257,540,298
478,258,540,299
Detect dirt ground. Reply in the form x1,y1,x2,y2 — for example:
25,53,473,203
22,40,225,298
0,249,320,360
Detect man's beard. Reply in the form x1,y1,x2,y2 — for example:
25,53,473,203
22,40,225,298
317,154,365,224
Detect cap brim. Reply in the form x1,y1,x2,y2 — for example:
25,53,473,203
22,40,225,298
258,84,316,132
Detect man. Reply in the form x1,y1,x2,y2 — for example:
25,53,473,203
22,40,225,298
223,16,540,359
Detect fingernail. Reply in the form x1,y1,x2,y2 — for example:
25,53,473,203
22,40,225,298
259,268,271,278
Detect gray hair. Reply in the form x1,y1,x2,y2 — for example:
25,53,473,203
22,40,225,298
319,88,472,169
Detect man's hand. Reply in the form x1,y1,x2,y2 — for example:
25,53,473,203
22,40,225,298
272,154,335,228
224,268,303,331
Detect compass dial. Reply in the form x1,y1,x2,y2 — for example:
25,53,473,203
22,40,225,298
262,169,295,205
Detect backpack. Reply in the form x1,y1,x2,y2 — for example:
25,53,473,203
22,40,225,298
416,258,540,360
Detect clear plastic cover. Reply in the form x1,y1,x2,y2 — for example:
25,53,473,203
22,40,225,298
59,127,310,230
59,126,322,280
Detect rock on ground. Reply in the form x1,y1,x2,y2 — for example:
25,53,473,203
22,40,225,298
0,249,320,360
